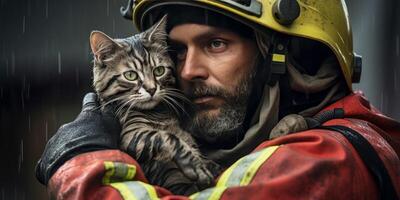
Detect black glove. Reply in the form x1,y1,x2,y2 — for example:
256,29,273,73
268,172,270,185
35,93,121,185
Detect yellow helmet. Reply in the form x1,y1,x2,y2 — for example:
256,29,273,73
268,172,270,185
122,0,362,89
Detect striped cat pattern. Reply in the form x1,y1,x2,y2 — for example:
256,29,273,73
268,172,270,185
89,16,220,195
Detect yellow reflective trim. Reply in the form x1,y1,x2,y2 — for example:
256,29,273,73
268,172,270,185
103,161,115,185
137,182,159,200
125,164,137,180
109,182,138,200
208,186,227,200
216,145,281,187
272,54,285,63
189,192,200,199
239,146,279,185
190,186,227,200
216,158,242,187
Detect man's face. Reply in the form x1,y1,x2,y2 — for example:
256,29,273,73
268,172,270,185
169,23,258,142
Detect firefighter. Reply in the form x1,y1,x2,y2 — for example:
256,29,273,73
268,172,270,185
36,0,400,199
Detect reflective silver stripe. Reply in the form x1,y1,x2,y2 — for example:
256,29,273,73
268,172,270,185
217,145,280,187
109,181,159,200
190,186,227,200
109,182,137,200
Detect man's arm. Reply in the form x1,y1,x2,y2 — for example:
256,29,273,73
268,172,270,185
46,118,398,199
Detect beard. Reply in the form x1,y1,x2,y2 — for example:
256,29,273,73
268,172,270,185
181,70,255,144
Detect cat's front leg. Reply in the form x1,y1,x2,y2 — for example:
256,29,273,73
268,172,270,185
122,128,219,188
143,160,203,195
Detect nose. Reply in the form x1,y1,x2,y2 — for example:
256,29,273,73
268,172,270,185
179,47,208,82
145,87,156,96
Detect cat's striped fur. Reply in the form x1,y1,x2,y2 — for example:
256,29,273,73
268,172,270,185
89,16,219,195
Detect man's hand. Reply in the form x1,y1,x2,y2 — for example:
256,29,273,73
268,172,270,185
35,93,121,185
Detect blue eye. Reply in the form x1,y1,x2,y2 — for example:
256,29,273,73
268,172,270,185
153,66,165,77
123,71,138,81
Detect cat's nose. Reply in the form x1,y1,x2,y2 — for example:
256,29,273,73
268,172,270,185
146,88,156,96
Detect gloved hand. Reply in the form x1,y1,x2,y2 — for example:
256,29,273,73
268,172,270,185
35,93,121,185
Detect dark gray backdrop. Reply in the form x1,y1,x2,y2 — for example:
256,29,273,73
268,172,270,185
0,0,399,199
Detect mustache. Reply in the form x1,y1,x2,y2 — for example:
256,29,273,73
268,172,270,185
183,82,231,100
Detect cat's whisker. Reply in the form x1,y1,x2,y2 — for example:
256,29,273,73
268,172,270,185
122,99,141,123
162,95,190,118
162,89,192,104
161,97,181,117
101,95,131,111
115,94,142,114
111,95,141,116
117,98,138,119
168,98,190,117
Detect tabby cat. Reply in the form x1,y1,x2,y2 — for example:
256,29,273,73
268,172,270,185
89,16,219,195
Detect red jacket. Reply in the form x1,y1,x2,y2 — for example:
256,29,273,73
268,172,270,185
48,92,400,199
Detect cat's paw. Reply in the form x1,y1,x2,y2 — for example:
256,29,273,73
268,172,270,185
174,156,218,189
206,160,223,178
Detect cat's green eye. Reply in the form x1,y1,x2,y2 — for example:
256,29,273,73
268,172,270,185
153,66,165,77
123,71,138,81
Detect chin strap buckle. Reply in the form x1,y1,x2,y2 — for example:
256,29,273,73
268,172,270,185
268,35,289,86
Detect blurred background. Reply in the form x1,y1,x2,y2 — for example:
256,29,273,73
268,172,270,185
0,0,399,199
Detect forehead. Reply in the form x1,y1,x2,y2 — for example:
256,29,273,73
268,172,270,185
168,23,243,44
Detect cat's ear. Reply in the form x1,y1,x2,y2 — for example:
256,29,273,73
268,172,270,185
90,31,120,61
142,14,168,43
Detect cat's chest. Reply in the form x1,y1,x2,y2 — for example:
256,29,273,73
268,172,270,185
125,110,179,129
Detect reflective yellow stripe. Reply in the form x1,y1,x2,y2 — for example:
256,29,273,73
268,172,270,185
239,146,279,185
109,182,137,200
103,161,137,185
102,162,146,200
190,192,200,199
103,161,115,185
207,186,227,200
190,186,227,200
137,182,159,200
216,145,281,187
216,159,241,187
272,54,285,62
125,164,137,180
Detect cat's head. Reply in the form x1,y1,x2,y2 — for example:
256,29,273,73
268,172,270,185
90,16,176,110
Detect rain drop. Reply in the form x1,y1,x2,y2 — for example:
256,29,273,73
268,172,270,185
2,42,5,58
18,139,24,174
45,120,48,142
380,92,384,113
21,76,25,110
11,51,15,76
21,89,24,111
76,67,80,87
112,19,116,35
28,114,31,133
22,16,25,34
396,34,399,57
58,51,62,74
22,75,26,91
20,139,24,163
45,0,49,18
5,57,8,77
26,83,30,99
106,0,110,16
